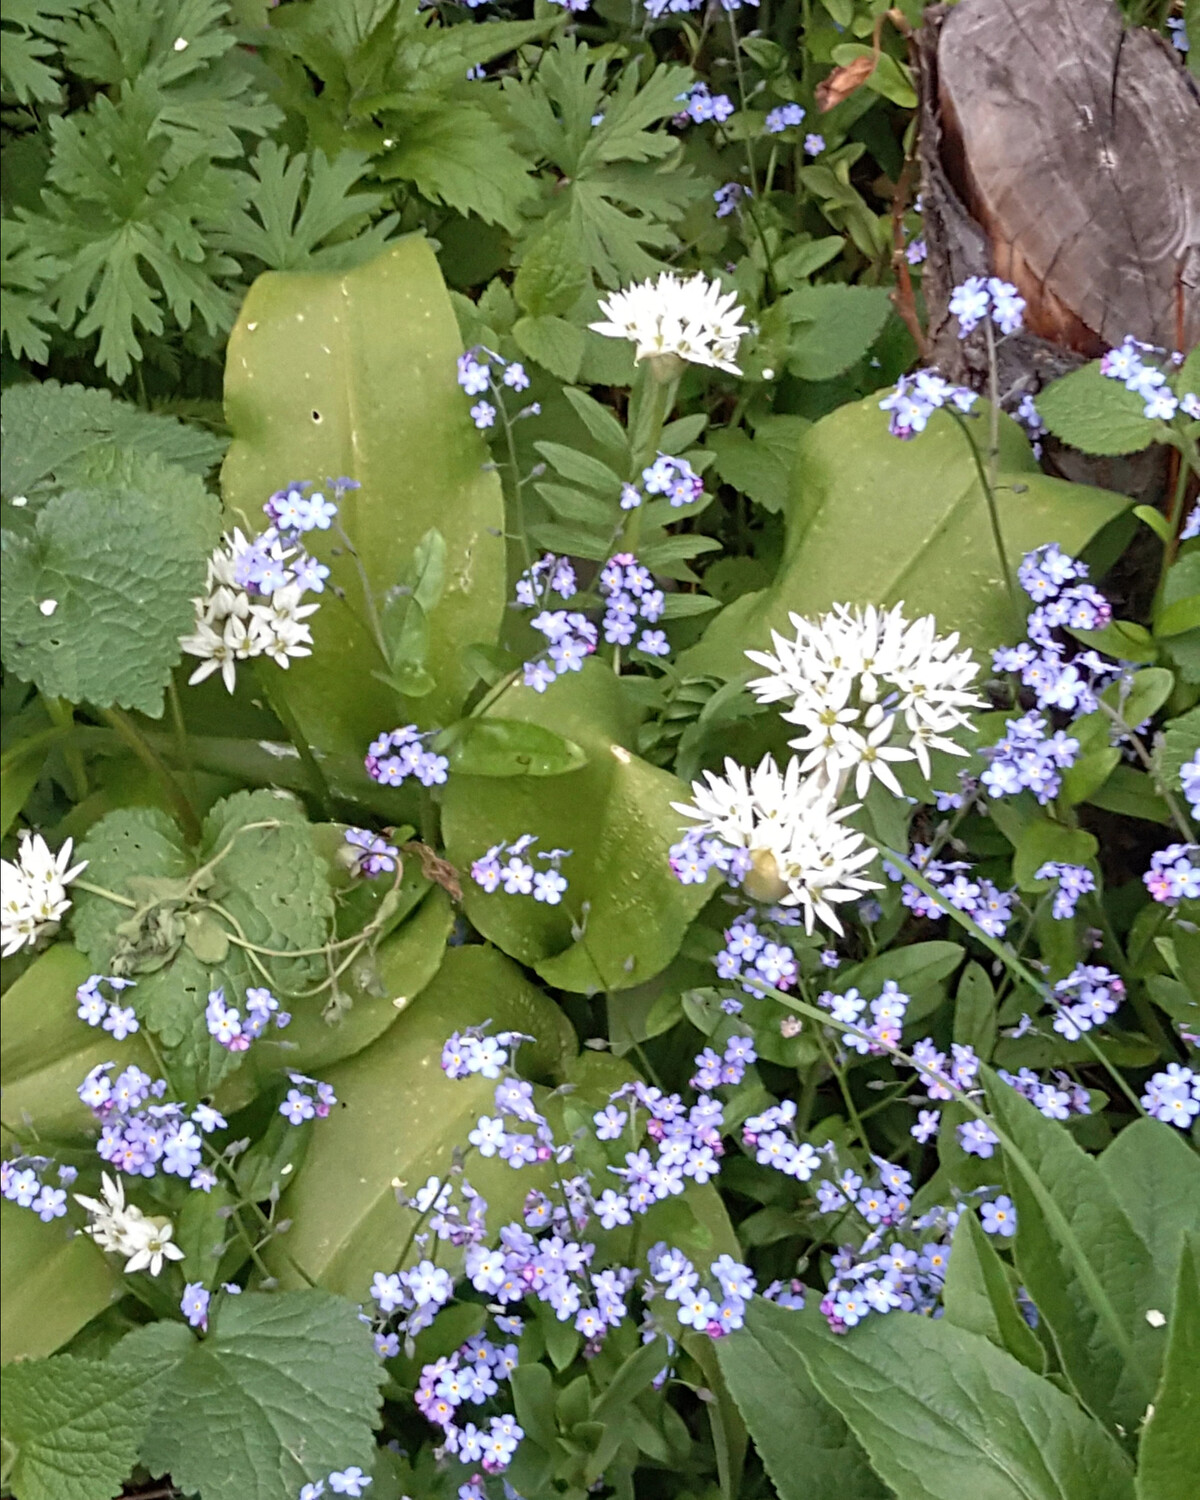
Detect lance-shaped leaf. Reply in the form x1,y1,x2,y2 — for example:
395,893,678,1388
1,1201,123,1364
221,238,506,756
1136,1236,1200,1500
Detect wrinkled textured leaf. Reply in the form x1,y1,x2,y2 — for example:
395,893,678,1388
131,1291,385,1500
1,1352,169,1500
716,1301,887,1500
1,449,220,715
266,945,575,1293
221,238,506,754
72,791,334,1097
442,661,711,993
683,401,1131,678
780,1304,1134,1500
1035,362,1161,456
785,284,894,381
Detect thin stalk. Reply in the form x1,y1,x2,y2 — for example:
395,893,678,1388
495,378,534,574
253,662,335,821
99,707,202,844
947,407,1021,630
41,696,88,803
814,1027,870,1155
333,521,388,666
167,679,199,811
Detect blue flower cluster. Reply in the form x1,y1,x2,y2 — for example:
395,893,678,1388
364,724,450,788
713,182,751,218
646,1245,758,1334
299,1468,373,1498
712,910,803,1007
75,972,139,1040
993,544,1117,715
205,984,290,1053
343,827,400,878
996,1066,1091,1120
980,711,1080,804
621,453,705,509
818,979,912,1058
77,1058,223,1188
456,347,534,431
265,477,355,541
1033,860,1095,919
1141,1064,1199,1128
1144,843,1200,904
742,1100,822,1180
879,367,977,439
948,275,1026,337
765,101,805,133
677,81,733,124
1049,963,1124,1040
883,843,1016,939
470,834,569,905
279,1071,338,1124
1,1157,74,1221
691,1034,757,1090
599,552,669,655
1183,749,1200,816
1100,337,1198,423
512,554,598,692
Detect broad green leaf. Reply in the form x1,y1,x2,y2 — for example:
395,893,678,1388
442,661,712,992
1098,1120,1200,1310
784,284,894,382
1,450,221,716
682,401,1131,678
1136,1237,1200,1500
715,1301,887,1500
264,945,575,1293
514,224,591,318
217,887,454,1114
943,1210,1044,1372
130,1291,384,1500
0,726,61,837
71,791,334,1098
706,418,810,514
1035,363,1161,456
1,943,155,1138
1,1200,122,1364
985,1066,1161,1434
221,238,506,755
514,315,585,383
1011,819,1098,890
952,961,997,1060
780,1303,1134,1500
1,380,225,499
1,1353,171,1500
444,718,588,778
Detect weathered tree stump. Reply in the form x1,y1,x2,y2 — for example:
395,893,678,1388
913,0,1199,492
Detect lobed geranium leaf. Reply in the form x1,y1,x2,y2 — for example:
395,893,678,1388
0,448,221,716
0,1352,170,1500
124,1291,384,1500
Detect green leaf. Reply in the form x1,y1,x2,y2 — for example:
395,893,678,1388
1157,706,1200,792
221,239,506,753
514,225,591,318
943,1210,1045,1371
715,1302,887,1500
1035,363,1162,456
1011,819,1097,889
706,418,810,513
214,141,399,272
0,1200,122,1364
952,961,997,1060
1136,1237,1200,1500
682,401,1131,677
380,99,535,232
1,449,220,716
0,0,77,104
72,791,334,1097
442,660,712,993
129,1291,385,1500
263,945,574,1292
1,380,225,499
1098,1120,1200,1311
985,1066,1161,1434
562,386,628,457
1156,554,1200,641
1,942,156,1139
1,1353,170,1500
513,315,585,383
784,285,894,382
444,718,588,777
774,1302,1134,1500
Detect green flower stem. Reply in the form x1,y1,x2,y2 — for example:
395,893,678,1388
1094,700,1195,842
946,407,1022,633
252,661,335,822
98,706,202,845
167,678,200,812
41,695,88,804
494,376,535,575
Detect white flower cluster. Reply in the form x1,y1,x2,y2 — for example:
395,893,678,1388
672,754,881,935
590,272,750,375
1,831,86,957
746,603,983,796
74,1173,184,1276
180,528,321,694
